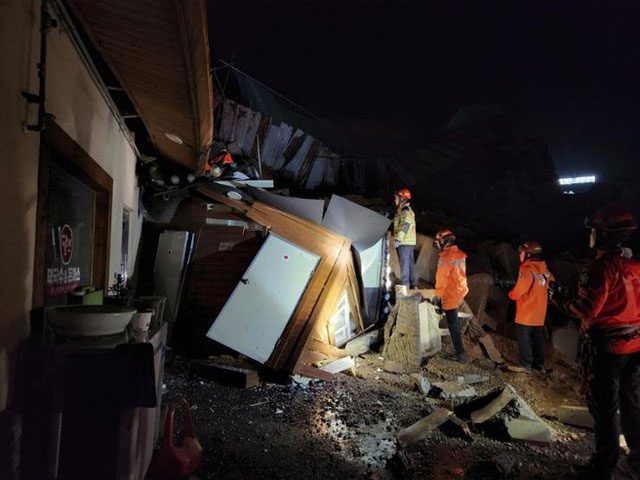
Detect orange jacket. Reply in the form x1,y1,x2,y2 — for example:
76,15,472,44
569,253,640,354
435,245,469,310
508,260,554,326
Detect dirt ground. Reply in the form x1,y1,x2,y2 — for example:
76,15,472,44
161,332,607,480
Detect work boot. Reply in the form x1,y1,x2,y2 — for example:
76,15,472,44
507,364,532,373
445,353,468,364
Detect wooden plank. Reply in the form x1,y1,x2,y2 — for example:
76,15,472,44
479,335,505,364
293,363,336,382
188,361,260,388
219,100,239,142
396,409,454,447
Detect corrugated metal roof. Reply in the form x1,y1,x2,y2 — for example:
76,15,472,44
67,0,214,170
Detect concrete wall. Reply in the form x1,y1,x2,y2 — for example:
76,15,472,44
0,0,142,411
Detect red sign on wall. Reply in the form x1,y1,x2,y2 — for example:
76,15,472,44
60,224,73,265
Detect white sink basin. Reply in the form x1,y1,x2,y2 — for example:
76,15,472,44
46,305,137,337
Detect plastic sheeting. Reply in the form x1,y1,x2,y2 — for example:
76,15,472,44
322,195,390,251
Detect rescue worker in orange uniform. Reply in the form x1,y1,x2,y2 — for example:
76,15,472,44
433,229,469,363
507,241,554,373
392,188,417,288
553,205,640,480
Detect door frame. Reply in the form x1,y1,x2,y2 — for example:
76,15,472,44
32,119,113,308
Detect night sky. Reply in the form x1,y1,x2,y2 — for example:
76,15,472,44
208,0,640,181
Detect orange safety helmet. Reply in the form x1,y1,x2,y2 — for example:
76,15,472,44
518,241,543,260
584,204,637,232
395,188,412,201
518,241,543,255
435,229,456,249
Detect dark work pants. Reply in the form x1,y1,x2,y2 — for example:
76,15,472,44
444,308,466,357
397,245,417,287
586,350,640,476
515,324,545,368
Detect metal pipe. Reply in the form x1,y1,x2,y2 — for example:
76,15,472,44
23,0,56,132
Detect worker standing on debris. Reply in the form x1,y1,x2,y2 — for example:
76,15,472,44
507,241,554,374
433,229,469,363
552,205,640,480
393,188,417,289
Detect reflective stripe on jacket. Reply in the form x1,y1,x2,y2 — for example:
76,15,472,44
508,260,554,326
435,245,469,310
569,254,640,354
393,204,416,246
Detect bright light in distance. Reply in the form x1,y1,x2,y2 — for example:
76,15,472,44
558,175,596,186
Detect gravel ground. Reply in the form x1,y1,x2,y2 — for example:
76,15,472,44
162,336,599,480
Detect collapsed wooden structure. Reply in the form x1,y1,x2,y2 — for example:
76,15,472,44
184,185,378,380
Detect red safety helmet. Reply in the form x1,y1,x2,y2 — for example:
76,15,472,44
585,204,637,232
395,188,412,201
435,229,456,249
518,241,543,255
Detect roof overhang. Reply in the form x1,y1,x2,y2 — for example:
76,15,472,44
67,0,214,170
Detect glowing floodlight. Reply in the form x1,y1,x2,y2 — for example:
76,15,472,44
558,175,596,186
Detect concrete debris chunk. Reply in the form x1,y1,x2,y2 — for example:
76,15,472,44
396,408,453,447
470,386,515,424
478,335,505,364
506,418,552,444
410,373,432,396
318,356,355,374
432,381,477,401
556,405,594,429
344,329,381,356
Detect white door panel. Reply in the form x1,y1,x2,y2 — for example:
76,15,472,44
207,234,320,364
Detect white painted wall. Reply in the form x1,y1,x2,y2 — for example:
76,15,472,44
0,0,143,411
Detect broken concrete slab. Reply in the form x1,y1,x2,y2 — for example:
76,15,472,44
556,405,594,429
319,356,355,374
432,381,477,401
470,386,515,424
344,329,381,356
396,408,453,447
506,418,552,444
188,361,260,388
410,373,432,396
478,335,505,364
